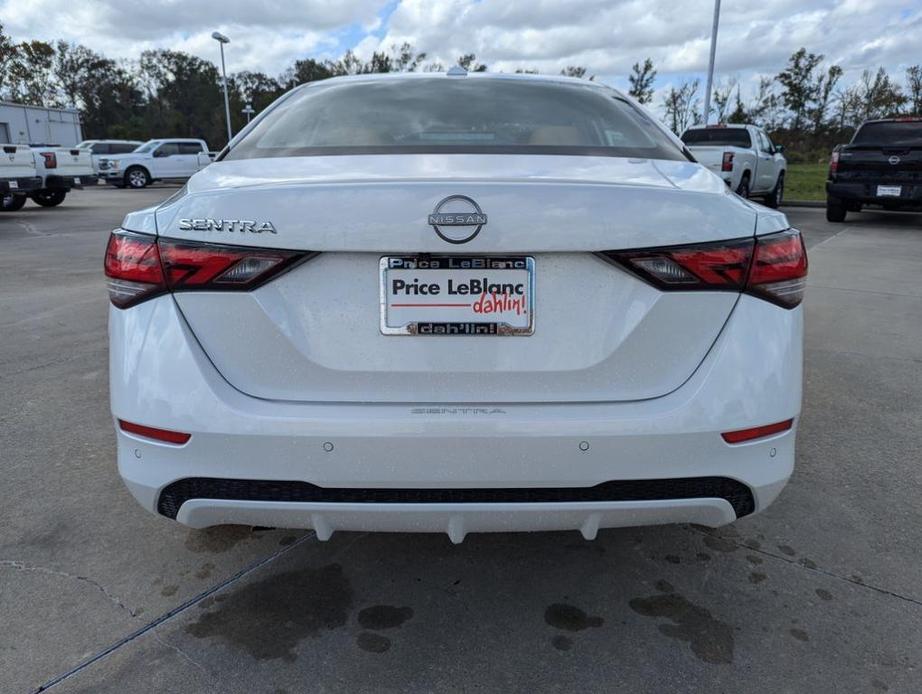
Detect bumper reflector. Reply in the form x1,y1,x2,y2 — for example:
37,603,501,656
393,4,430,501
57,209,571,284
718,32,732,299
119,420,191,445
721,419,794,444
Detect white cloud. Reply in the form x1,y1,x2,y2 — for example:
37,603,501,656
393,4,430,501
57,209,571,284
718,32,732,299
2,0,920,99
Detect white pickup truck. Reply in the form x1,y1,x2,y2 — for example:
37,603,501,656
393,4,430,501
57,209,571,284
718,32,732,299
98,138,215,188
681,124,787,208
1,144,97,210
0,144,43,211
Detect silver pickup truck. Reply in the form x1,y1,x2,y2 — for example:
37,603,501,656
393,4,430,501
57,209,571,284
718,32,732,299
681,124,787,208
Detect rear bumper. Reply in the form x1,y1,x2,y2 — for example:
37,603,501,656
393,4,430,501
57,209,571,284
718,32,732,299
0,176,42,194
111,294,802,541
44,174,98,190
827,181,922,207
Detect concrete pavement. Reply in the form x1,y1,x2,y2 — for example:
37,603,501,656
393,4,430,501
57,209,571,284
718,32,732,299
1,188,920,693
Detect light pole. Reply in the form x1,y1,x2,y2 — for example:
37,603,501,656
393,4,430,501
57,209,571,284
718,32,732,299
212,31,233,144
702,0,721,124
242,103,255,124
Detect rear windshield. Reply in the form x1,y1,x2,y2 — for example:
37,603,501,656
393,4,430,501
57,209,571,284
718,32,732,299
851,121,922,147
681,128,752,148
225,77,687,161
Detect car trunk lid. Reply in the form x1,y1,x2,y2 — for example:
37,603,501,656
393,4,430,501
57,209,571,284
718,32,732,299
155,155,757,404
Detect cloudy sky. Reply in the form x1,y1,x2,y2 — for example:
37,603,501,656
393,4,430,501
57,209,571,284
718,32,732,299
2,0,920,105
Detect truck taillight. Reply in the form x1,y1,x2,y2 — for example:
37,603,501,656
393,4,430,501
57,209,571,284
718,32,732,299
600,229,808,309
40,152,57,169
104,231,313,309
721,152,734,172
829,150,839,175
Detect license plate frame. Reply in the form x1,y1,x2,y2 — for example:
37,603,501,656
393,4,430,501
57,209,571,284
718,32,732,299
877,185,901,197
380,255,535,336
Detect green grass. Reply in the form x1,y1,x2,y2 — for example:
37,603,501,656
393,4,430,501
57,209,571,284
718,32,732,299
785,163,828,202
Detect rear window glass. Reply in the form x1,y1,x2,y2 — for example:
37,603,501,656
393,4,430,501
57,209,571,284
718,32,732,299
851,121,922,147
226,77,687,161
111,143,139,154
681,128,752,148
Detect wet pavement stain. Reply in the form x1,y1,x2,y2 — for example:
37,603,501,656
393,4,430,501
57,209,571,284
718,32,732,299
696,553,711,562
358,605,414,630
777,544,797,557
789,628,809,642
185,563,353,661
815,588,833,601
664,554,681,564
746,554,764,565
357,632,391,653
703,535,738,553
748,572,767,584
161,584,178,597
544,604,604,632
195,562,215,580
552,635,573,651
744,538,762,550
629,582,734,664
800,558,818,570
185,525,254,554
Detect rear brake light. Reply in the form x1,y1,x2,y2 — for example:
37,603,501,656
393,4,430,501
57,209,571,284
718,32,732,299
721,152,734,172
746,230,808,308
41,152,57,168
829,150,839,175
119,419,191,445
600,229,807,308
722,419,793,444
104,231,313,308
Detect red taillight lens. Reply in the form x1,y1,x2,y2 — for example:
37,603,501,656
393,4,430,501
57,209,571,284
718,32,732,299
746,230,808,308
104,231,312,308
721,152,734,172
722,419,793,444
41,152,57,169
829,150,839,175
104,232,166,308
600,229,807,308
119,419,191,445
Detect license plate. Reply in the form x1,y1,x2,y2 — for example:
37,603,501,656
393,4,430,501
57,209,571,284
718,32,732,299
877,185,901,197
73,177,81,185
380,255,534,336
8,181,17,189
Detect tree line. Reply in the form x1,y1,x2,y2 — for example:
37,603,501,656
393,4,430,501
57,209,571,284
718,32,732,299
1,21,919,158
627,49,921,161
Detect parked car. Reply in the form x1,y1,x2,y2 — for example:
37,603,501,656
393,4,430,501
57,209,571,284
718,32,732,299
0,144,42,211
28,144,97,207
826,117,922,222
105,72,806,543
76,139,144,173
681,124,787,208
98,138,215,188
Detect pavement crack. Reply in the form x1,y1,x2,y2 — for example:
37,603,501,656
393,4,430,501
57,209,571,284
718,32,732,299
686,528,922,608
31,531,316,693
1,560,137,618
153,632,211,680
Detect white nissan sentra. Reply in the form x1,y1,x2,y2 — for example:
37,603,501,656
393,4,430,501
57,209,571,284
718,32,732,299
105,71,806,543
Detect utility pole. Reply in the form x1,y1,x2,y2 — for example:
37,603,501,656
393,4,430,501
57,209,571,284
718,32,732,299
212,32,233,144
702,0,721,124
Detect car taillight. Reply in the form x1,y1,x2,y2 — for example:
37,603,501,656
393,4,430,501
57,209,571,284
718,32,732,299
721,152,734,172
41,152,57,169
104,231,312,308
829,150,839,175
746,230,808,308
599,229,807,308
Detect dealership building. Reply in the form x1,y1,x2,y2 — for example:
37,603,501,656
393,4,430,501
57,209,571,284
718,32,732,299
0,101,84,146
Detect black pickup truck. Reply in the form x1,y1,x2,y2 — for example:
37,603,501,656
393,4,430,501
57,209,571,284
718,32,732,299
826,117,922,222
